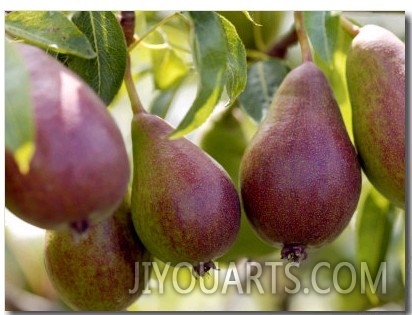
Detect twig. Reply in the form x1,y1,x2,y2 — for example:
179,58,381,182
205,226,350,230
120,11,136,47
340,15,360,38
293,11,312,63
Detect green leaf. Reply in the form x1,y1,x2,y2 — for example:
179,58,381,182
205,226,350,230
5,11,96,59
66,11,127,105
303,11,340,65
242,11,261,26
238,59,290,123
309,11,354,141
5,40,35,174
170,12,227,138
356,187,396,280
151,47,188,90
149,84,181,119
219,14,247,105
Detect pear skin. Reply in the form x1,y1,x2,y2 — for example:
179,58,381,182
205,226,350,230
5,43,130,232
44,200,151,311
131,112,240,274
240,61,362,263
346,25,405,208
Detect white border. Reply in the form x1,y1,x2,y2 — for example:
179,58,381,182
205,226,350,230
0,0,410,11
1,5,409,313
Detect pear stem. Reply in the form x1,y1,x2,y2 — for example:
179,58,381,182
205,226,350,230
120,11,136,48
293,11,312,63
124,54,146,115
340,15,360,38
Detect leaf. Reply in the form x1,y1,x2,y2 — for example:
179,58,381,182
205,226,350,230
149,84,181,119
238,59,290,123
219,14,247,105
303,11,340,65
242,11,261,26
5,11,96,59
170,11,227,138
309,11,354,141
151,47,188,90
356,187,396,279
5,40,35,174
66,11,127,105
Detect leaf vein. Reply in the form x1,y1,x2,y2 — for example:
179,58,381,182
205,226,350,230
88,12,102,95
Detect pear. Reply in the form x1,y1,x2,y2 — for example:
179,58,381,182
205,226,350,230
198,107,275,263
130,112,241,275
346,25,405,209
44,199,151,311
239,61,362,263
5,43,130,232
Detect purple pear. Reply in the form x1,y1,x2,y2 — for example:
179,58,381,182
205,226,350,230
130,112,240,275
6,43,130,232
240,61,362,263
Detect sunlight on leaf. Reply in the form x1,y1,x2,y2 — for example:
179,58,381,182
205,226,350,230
66,11,127,105
242,11,262,26
151,47,188,90
303,11,340,65
5,39,35,172
219,14,247,105
13,142,36,174
170,12,227,138
307,11,354,141
5,11,96,58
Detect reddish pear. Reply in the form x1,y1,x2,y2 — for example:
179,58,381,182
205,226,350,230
6,43,130,232
130,112,241,275
240,62,362,263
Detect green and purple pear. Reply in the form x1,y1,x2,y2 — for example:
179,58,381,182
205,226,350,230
240,61,362,263
346,24,405,208
44,199,151,311
130,112,240,275
5,43,130,232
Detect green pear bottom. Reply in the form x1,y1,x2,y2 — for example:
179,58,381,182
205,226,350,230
44,201,151,311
